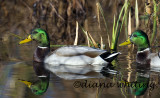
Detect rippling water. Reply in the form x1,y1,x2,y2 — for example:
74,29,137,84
1,46,160,98
1,0,160,98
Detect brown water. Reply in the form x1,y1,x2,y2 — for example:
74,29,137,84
1,0,160,98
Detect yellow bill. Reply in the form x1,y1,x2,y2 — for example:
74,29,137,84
19,35,32,44
19,80,32,88
119,39,132,46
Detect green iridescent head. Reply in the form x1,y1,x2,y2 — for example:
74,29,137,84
19,28,50,47
119,30,150,51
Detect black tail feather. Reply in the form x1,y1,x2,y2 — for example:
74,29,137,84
100,52,120,62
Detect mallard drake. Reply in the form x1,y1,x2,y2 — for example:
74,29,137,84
119,30,160,66
19,28,120,66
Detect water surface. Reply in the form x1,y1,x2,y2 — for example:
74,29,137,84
0,0,160,98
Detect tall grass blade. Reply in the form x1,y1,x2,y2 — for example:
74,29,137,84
85,31,90,47
74,21,79,45
88,32,99,48
96,3,101,29
114,3,129,51
128,10,131,35
111,1,128,51
135,0,139,29
97,2,110,47
50,3,65,21
150,0,157,44
115,3,128,50
10,33,22,39
96,2,104,49
110,15,116,50
114,3,126,37
125,0,129,38
50,45,66,47
100,36,103,49
79,25,94,46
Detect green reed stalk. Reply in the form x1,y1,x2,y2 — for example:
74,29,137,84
120,4,129,33
111,15,116,50
10,33,22,39
114,3,129,51
50,45,67,47
110,1,128,51
150,0,157,44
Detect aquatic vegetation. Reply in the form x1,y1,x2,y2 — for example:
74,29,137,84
80,25,99,48
135,0,139,29
111,1,129,51
96,2,110,48
96,1,129,51
150,0,158,44
1,1,160,97
74,21,79,45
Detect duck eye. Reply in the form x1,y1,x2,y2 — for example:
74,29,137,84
33,89,38,92
133,34,137,37
32,31,38,34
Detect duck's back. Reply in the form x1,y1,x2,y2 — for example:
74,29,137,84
55,46,105,56
44,46,106,65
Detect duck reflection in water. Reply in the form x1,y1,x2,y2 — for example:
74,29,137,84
131,72,149,96
101,63,150,96
19,62,115,95
131,63,151,96
19,62,50,95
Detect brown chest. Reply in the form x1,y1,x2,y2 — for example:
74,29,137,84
136,51,150,64
34,47,50,62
